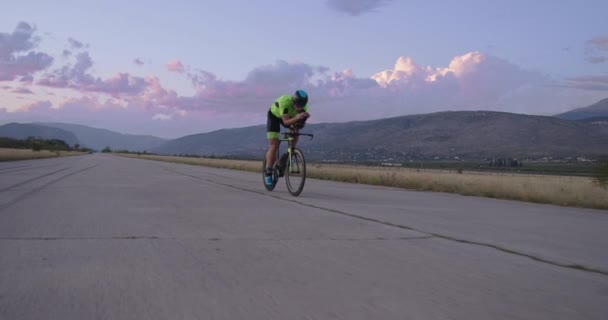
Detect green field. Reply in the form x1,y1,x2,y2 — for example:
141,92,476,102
391,160,598,176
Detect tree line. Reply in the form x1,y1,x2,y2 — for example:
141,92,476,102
0,136,92,152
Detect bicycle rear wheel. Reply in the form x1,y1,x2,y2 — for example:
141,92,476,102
285,148,306,196
262,155,278,191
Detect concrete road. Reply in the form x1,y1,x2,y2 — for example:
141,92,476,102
1,154,607,320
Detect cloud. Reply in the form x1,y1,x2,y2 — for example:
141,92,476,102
133,58,144,65
38,51,94,87
20,75,34,83
585,36,608,64
166,59,185,73
586,56,607,64
366,51,544,114
564,75,608,91
2,95,252,138
152,113,172,121
587,36,608,50
68,37,85,49
0,22,54,81
177,60,318,112
38,51,149,96
326,0,393,16
4,46,598,138
18,100,53,112
13,87,33,94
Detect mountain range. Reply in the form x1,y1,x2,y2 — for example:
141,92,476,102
151,110,608,160
0,123,79,146
1,98,607,160
0,122,166,151
555,98,608,120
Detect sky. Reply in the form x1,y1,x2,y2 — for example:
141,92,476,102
1,0,607,138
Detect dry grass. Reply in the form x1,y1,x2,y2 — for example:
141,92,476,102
119,153,608,210
0,148,85,161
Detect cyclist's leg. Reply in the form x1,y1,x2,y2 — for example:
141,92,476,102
266,110,281,175
266,138,279,171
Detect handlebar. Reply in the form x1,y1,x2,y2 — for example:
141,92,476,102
283,130,314,141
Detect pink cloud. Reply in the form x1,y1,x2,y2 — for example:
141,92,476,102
2,95,247,138
38,51,94,88
20,75,34,83
587,36,608,50
585,36,608,64
369,52,543,107
0,22,54,81
127,54,544,121
87,73,148,96
166,59,185,73
13,87,33,94
18,100,53,112
38,52,149,96
186,60,316,105
4,44,601,138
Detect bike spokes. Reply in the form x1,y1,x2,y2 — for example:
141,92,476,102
285,148,306,196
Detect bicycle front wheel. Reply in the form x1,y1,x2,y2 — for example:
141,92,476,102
285,148,306,196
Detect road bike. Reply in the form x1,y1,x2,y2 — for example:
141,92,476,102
262,128,313,196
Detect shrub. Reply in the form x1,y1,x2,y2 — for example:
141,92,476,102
593,159,608,189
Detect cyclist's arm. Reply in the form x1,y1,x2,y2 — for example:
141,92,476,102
281,113,308,127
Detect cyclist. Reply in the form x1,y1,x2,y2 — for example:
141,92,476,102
265,89,310,186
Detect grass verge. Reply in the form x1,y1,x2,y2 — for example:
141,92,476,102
0,148,86,161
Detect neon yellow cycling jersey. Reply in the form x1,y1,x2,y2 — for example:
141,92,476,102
270,95,309,118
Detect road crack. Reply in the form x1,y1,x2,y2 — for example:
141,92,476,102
166,168,608,277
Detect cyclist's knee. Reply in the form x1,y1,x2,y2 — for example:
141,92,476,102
268,139,279,148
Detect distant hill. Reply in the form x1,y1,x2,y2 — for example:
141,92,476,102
152,125,268,157
153,111,608,161
38,122,167,151
555,98,608,120
0,123,80,146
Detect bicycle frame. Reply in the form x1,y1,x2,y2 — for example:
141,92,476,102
276,128,313,173
263,127,313,195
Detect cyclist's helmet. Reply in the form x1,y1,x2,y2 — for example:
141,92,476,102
293,89,308,107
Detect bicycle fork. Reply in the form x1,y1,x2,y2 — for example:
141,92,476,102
286,146,301,174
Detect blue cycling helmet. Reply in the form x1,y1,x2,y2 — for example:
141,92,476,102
294,89,308,107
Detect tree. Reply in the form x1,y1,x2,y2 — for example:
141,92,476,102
101,146,112,153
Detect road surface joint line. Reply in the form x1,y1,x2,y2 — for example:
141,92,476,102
166,168,608,277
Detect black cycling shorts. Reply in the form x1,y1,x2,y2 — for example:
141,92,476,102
266,110,285,139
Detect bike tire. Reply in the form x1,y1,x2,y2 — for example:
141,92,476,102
285,148,306,196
